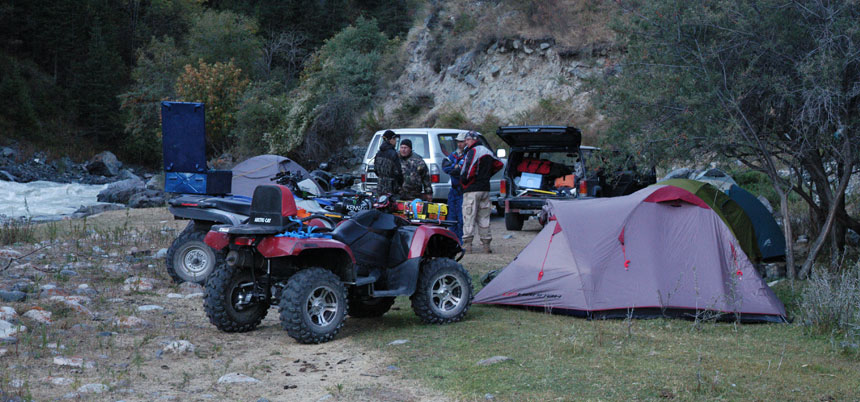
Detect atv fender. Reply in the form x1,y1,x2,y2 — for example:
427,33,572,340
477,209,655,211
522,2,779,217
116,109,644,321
257,237,356,282
409,225,461,259
169,205,247,226
204,230,230,250
371,258,421,297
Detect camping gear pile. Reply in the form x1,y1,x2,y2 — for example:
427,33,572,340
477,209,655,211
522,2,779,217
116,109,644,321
476,179,787,322
393,199,449,220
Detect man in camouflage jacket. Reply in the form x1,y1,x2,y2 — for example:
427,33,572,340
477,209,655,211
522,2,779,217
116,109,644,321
398,139,432,201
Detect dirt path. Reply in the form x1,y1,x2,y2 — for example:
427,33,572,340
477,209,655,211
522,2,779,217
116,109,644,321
2,207,487,401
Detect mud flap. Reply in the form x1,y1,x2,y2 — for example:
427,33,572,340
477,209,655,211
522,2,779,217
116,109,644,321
370,258,421,297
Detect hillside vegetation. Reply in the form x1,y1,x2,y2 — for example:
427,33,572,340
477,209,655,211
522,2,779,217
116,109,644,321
1,0,622,165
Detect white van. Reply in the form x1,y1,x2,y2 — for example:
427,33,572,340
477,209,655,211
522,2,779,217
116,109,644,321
359,128,504,202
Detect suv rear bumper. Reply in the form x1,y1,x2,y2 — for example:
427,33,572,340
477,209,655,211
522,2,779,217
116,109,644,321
504,197,551,215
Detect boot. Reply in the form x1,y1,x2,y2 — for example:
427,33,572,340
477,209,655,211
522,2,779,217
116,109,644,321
462,237,473,253
481,239,492,254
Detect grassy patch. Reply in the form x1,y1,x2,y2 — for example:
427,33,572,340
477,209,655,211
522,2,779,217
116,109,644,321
353,295,859,400
351,250,859,400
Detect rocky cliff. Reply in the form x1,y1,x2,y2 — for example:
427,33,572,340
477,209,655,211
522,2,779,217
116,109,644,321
378,1,621,141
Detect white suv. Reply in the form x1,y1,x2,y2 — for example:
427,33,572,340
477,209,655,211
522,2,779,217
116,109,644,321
359,128,504,201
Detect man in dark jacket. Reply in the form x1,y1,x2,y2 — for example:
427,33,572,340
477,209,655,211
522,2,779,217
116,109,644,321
460,131,504,253
374,130,403,197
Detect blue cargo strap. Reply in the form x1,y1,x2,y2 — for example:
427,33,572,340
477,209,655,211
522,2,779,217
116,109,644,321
275,217,332,239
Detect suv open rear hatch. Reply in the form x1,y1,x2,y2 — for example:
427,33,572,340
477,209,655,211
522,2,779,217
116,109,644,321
496,125,582,150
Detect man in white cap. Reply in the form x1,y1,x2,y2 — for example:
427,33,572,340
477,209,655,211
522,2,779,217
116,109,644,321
459,131,503,253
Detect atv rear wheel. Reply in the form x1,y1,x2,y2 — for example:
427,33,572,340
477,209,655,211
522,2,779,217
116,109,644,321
348,287,395,318
203,263,269,333
279,268,347,344
166,228,221,284
411,258,473,324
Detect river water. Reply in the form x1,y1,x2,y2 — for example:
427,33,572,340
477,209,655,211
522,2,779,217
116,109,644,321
0,180,108,221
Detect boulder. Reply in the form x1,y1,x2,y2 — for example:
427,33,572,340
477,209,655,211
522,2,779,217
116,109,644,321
128,189,166,208
97,177,145,204
0,320,26,337
85,151,122,177
0,291,26,303
217,373,260,384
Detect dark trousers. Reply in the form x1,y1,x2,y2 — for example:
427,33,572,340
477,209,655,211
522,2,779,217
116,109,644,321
447,191,463,242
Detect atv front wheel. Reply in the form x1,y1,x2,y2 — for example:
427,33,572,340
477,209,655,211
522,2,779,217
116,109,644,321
411,258,473,324
348,287,395,318
279,268,347,344
166,228,221,284
203,263,269,332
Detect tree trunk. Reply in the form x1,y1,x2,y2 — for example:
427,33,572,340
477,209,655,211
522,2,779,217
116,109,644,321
777,186,796,279
798,160,854,278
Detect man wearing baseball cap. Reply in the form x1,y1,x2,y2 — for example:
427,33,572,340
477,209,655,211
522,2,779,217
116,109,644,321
441,132,468,241
374,130,403,197
459,130,504,253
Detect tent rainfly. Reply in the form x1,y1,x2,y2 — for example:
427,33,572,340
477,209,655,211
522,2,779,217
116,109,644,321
475,184,786,322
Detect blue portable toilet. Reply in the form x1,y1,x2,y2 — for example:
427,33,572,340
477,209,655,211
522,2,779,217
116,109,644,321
161,101,232,194
727,185,786,261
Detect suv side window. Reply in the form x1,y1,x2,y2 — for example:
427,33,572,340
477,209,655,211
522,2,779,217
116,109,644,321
396,134,429,158
438,133,492,156
365,135,382,161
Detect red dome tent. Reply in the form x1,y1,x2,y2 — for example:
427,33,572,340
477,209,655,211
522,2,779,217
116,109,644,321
475,185,786,322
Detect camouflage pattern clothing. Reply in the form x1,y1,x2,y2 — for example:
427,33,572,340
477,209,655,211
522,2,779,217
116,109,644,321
399,151,431,200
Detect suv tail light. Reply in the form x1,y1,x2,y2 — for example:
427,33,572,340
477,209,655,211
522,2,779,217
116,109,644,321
500,179,507,195
579,179,588,196
360,173,366,183
431,174,440,183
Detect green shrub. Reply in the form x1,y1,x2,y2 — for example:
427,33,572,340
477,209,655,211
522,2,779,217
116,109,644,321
800,265,860,355
265,17,392,160
232,81,288,160
120,37,189,166
175,59,250,153
359,108,391,136
434,109,469,129
186,9,262,78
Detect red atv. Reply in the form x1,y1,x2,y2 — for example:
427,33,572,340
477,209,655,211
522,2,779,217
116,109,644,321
202,185,472,344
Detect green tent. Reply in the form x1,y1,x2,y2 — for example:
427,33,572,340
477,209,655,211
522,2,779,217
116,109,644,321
657,179,762,262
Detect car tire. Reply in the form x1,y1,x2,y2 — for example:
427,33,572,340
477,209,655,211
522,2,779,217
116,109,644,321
166,228,221,284
279,268,347,344
504,212,524,231
203,263,269,333
411,258,473,324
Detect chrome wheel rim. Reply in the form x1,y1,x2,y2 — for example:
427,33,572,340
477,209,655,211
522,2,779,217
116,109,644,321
306,286,339,327
431,274,463,313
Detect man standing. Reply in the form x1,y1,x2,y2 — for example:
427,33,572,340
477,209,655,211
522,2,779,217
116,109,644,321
460,131,503,253
374,130,403,197
399,139,432,201
442,133,467,242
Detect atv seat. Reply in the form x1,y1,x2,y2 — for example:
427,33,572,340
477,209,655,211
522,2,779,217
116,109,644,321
331,210,401,268
206,196,252,216
219,185,298,235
